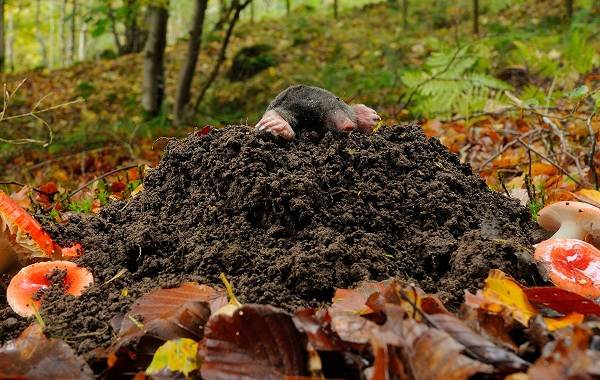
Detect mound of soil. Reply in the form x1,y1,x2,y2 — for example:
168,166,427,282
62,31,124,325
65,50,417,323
0,124,541,354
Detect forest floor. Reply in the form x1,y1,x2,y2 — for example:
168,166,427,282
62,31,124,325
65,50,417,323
0,1,600,378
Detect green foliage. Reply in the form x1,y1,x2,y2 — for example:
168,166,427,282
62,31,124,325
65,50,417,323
228,45,276,82
564,28,596,74
401,46,512,118
68,198,93,213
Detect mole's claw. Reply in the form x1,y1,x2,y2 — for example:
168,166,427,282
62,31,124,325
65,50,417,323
255,110,295,140
352,104,380,133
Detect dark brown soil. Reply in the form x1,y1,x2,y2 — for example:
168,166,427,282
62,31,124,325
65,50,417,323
0,124,542,355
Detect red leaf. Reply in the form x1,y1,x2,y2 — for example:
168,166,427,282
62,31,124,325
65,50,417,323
110,181,126,193
200,304,309,380
196,126,213,137
0,324,93,379
523,287,600,316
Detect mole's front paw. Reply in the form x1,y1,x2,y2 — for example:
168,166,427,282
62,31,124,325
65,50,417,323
352,104,381,133
255,110,296,140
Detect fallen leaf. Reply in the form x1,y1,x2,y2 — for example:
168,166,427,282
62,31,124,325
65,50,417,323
523,287,600,317
200,304,309,380
573,189,600,208
0,324,93,380
375,305,493,380
119,282,227,336
331,280,390,316
146,338,199,378
294,308,369,378
467,270,584,331
429,313,530,373
528,326,600,379
112,283,226,368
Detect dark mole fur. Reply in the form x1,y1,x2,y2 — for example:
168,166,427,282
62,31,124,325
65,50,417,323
267,84,357,131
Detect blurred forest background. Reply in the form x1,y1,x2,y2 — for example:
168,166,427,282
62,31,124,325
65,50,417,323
0,0,598,215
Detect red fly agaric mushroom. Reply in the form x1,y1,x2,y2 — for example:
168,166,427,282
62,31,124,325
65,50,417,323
534,238,600,298
0,190,83,272
7,260,93,317
537,201,600,245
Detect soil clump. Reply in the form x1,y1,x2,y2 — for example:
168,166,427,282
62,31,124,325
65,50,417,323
0,124,541,354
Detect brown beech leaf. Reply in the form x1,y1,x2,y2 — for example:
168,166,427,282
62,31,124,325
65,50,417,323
460,304,519,351
429,313,530,373
528,326,600,379
111,283,226,369
119,282,227,335
294,308,370,379
199,304,309,380
374,305,493,380
0,324,94,380
331,280,390,315
523,287,600,317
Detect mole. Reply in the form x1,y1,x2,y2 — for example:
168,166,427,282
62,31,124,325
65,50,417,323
255,84,381,139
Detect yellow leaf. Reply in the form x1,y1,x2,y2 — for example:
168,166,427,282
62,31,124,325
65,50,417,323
474,270,583,331
146,338,198,377
574,189,600,208
481,269,537,326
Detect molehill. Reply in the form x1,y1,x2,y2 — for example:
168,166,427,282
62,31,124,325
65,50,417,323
0,124,541,353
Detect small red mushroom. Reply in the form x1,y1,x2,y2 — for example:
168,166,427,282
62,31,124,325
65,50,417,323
7,261,93,317
0,190,83,272
534,238,600,298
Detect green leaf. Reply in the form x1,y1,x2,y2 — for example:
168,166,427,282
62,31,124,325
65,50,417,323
146,338,199,377
567,85,589,100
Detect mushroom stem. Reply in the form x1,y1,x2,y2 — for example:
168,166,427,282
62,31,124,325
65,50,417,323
551,220,589,241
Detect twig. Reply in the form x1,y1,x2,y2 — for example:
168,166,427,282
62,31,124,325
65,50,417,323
0,181,55,196
0,78,83,146
515,137,583,186
477,129,540,171
68,164,140,199
2,98,83,121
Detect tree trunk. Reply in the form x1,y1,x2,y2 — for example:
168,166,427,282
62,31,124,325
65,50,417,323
107,1,124,53
49,1,56,67
214,0,234,31
286,0,291,15
124,0,145,54
472,0,479,35
6,9,12,71
250,0,255,23
35,0,48,67
142,5,169,116
174,0,208,125
194,0,251,110
566,0,574,19
78,22,87,61
0,0,4,72
60,0,67,65
70,0,77,63
334,0,338,19
402,0,408,30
